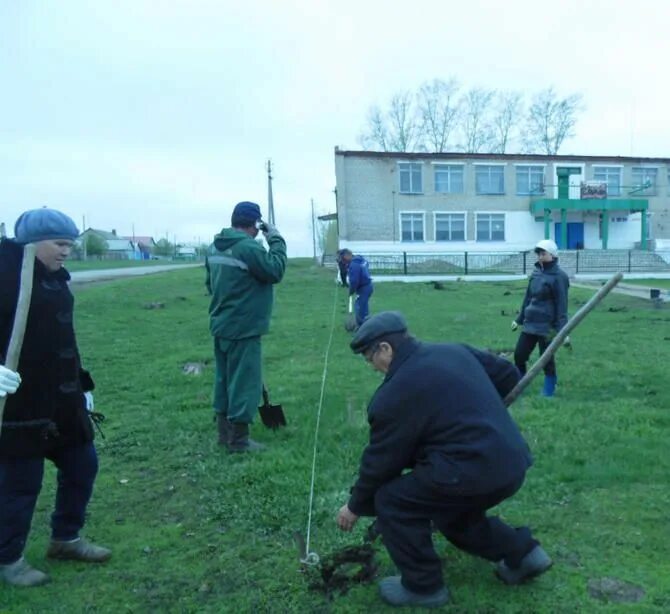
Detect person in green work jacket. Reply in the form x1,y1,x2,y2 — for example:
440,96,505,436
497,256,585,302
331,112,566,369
205,201,287,452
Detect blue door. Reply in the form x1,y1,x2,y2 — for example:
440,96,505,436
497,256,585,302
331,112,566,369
555,223,585,249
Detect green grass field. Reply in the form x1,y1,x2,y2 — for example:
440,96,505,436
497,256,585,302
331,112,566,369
623,279,670,290
66,259,197,272
2,260,669,612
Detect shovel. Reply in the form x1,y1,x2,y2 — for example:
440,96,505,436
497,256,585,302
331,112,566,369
258,384,286,429
344,295,357,332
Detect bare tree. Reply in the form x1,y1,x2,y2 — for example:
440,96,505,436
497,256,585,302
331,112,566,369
359,91,422,152
359,105,389,151
491,90,523,153
459,88,496,153
524,88,584,154
417,78,460,152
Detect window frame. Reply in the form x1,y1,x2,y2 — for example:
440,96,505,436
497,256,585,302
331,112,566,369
433,211,467,242
474,163,506,195
399,211,426,242
592,165,622,197
475,212,506,242
631,166,658,196
398,162,424,194
432,163,465,194
514,164,546,196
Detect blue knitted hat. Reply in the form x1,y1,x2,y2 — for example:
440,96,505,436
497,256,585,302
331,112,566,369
231,201,262,228
14,208,80,244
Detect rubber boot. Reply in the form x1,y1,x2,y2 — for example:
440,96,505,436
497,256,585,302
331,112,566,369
228,423,265,453
542,375,557,397
47,538,112,563
216,414,232,446
496,545,553,584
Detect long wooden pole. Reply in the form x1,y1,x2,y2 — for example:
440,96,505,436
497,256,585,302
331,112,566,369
504,271,623,406
0,243,36,431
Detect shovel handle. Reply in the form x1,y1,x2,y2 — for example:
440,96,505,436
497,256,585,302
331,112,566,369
262,385,270,405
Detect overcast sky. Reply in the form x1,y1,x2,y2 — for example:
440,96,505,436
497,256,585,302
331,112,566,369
1,0,668,256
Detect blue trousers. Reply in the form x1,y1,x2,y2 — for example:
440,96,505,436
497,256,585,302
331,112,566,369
0,443,99,564
354,284,374,325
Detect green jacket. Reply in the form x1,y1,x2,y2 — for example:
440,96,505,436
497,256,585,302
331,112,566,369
206,228,287,339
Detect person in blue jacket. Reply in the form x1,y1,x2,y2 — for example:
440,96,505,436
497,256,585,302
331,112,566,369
511,239,570,397
341,249,373,326
337,312,551,608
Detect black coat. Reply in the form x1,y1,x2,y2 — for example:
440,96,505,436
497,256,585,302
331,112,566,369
515,259,570,336
0,239,94,458
348,339,531,515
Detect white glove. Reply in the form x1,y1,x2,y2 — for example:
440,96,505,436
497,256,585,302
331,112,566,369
510,321,519,332
563,335,572,347
84,391,95,412
0,365,21,397
262,222,281,240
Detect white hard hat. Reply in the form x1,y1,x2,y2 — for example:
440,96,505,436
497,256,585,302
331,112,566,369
534,239,558,257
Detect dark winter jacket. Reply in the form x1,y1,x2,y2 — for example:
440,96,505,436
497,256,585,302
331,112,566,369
347,255,372,296
348,339,531,515
0,239,94,458
515,258,570,336
205,228,287,339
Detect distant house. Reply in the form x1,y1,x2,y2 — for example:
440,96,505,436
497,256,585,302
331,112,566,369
122,235,156,260
175,246,197,260
78,228,137,260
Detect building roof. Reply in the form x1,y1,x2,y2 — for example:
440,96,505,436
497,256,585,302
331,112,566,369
334,148,670,165
83,228,118,240
122,235,155,246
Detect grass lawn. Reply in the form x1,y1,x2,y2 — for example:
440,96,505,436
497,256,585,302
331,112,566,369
66,259,197,272
2,260,669,612
623,279,670,290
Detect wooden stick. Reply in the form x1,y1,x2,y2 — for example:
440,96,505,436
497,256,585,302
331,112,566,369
504,271,623,406
0,243,37,431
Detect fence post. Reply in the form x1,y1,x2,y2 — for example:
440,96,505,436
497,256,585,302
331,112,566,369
464,252,468,276
403,252,407,275
628,250,632,273
576,250,579,274
522,251,527,275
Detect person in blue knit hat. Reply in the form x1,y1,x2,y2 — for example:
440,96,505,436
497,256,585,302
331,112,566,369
0,208,111,588
205,202,287,452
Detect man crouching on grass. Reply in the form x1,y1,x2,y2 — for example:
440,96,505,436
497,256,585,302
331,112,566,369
336,312,551,608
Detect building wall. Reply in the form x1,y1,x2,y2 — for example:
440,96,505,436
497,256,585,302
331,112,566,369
335,151,670,251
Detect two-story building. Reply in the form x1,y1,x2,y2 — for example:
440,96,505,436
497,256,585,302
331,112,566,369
334,149,670,254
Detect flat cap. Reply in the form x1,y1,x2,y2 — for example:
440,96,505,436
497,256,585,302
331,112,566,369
350,311,407,354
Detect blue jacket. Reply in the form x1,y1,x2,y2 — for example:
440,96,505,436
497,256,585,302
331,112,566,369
515,258,569,336
348,339,531,515
347,255,372,295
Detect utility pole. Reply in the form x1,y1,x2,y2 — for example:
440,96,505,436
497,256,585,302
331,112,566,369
311,198,317,262
267,159,276,225
82,215,87,260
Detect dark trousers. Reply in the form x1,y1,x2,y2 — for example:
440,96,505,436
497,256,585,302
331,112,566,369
337,262,348,287
366,472,538,594
354,284,373,325
514,332,556,376
0,443,98,564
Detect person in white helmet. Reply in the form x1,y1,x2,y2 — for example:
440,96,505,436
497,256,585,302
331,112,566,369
511,239,570,397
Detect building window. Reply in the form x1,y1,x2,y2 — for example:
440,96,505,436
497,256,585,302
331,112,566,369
399,163,423,194
400,212,424,242
476,213,505,241
593,166,621,196
435,213,465,241
475,165,505,195
434,164,464,193
631,167,657,196
516,165,545,195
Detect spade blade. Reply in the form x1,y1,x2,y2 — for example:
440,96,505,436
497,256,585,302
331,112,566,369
258,386,286,429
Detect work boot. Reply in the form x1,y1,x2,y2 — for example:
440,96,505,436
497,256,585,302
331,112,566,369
541,375,557,397
216,414,232,446
496,545,552,585
227,423,265,453
0,557,50,587
379,576,449,608
47,538,112,563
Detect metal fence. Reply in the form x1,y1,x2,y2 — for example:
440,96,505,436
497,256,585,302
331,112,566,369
323,250,670,276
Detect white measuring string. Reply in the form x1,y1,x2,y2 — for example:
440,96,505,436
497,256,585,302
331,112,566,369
301,283,341,566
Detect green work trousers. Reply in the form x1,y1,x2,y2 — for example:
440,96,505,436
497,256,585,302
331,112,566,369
213,336,262,424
